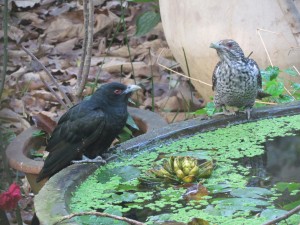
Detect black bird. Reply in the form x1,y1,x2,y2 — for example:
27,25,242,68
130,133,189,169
210,39,270,119
36,82,141,182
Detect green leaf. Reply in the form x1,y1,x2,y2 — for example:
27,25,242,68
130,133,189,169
30,149,44,158
205,102,217,116
274,182,300,192
171,150,212,161
211,197,270,216
284,68,298,76
265,80,284,96
126,115,139,130
32,130,45,137
195,102,216,116
292,82,300,91
230,187,272,199
275,94,294,103
135,10,161,36
97,166,141,183
118,126,133,143
261,66,280,81
260,208,288,220
111,192,137,202
207,183,232,194
283,199,300,210
98,208,128,225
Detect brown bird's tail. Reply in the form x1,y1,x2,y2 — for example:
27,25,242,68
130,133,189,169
257,90,271,99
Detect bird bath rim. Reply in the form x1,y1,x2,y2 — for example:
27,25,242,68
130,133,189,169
34,102,300,225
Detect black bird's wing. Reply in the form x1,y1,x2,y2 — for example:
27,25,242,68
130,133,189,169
212,61,221,91
36,104,106,181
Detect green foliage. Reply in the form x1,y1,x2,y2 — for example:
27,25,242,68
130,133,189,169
260,66,300,103
194,101,217,116
135,10,161,36
118,115,139,143
131,0,160,36
32,130,46,137
274,182,300,192
30,148,44,158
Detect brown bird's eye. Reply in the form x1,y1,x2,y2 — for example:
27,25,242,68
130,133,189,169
226,42,233,48
114,89,123,95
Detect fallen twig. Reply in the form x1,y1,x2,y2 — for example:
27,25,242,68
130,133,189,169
0,0,9,101
21,45,73,109
293,65,300,76
262,204,300,225
77,0,89,87
256,28,295,100
53,211,146,225
76,0,94,99
156,48,213,87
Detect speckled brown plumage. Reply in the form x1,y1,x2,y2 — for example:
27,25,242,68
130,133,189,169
210,39,268,119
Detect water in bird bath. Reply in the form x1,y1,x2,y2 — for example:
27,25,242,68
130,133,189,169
70,115,300,225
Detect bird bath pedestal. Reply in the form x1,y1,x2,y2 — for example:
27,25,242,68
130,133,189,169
34,102,300,225
5,107,167,194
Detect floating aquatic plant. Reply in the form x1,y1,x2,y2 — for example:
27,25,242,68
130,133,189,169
147,156,213,183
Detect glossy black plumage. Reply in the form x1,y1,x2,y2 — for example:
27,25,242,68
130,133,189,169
36,82,140,182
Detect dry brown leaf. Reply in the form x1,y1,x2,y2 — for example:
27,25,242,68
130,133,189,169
107,46,137,58
8,25,24,43
31,90,59,102
54,38,78,54
19,72,48,90
183,183,210,201
102,61,147,74
32,112,57,134
9,98,25,114
15,12,44,26
45,10,115,43
22,95,48,114
90,56,128,67
48,2,77,16
13,0,40,8
0,108,31,132
156,96,180,112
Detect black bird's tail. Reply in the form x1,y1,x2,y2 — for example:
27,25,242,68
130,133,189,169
36,143,81,182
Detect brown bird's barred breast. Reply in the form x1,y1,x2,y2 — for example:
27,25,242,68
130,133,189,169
211,39,262,109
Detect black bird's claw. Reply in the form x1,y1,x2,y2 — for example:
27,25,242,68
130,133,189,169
72,155,106,164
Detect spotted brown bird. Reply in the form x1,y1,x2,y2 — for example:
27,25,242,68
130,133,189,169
210,39,269,119
36,82,141,182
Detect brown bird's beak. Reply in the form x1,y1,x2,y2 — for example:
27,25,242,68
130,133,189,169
124,84,141,94
210,42,221,49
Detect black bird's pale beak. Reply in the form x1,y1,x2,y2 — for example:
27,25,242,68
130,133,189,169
124,84,141,94
210,42,221,49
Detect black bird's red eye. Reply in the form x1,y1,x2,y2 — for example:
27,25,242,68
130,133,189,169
226,42,233,48
114,89,123,95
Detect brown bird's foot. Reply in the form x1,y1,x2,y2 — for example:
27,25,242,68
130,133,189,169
221,106,236,116
213,106,236,117
72,155,106,164
241,108,252,120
